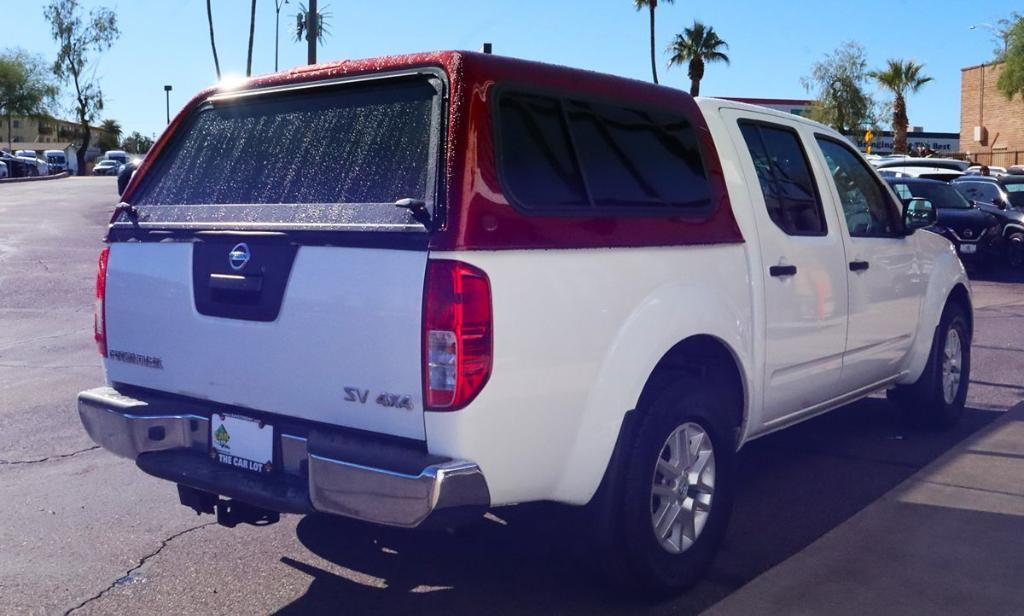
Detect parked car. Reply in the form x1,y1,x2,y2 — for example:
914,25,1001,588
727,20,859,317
116,159,139,195
0,160,7,179
45,149,70,174
14,151,49,175
965,165,1008,176
104,150,129,166
953,176,1024,266
887,177,1001,268
0,153,40,177
875,156,970,172
91,159,121,176
77,51,971,595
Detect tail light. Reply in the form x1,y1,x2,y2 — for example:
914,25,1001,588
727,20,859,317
423,260,492,411
94,247,110,357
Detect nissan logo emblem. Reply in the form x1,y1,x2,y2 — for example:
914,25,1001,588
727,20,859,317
228,243,251,271
963,229,974,238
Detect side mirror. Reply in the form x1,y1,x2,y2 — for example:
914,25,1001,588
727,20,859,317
903,197,936,233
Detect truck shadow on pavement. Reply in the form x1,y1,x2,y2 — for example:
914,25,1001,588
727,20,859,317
279,400,1001,616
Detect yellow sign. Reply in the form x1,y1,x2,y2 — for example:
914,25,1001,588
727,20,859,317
865,129,875,143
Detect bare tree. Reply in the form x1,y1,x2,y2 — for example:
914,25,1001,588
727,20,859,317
44,0,120,175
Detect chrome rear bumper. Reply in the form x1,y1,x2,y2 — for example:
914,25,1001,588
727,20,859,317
78,387,489,528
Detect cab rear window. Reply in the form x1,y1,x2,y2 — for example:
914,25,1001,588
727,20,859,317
495,90,712,216
130,75,442,229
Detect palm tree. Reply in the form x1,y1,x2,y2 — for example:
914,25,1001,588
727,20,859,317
294,2,332,64
666,21,730,97
634,0,674,84
100,118,122,140
869,59,933,155
246,0,257,77
206,0,221,79
98,118,122,151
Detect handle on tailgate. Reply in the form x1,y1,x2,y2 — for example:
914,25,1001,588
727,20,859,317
209,273,263,293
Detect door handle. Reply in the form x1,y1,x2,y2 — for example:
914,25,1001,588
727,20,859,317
849,260,870,272
769,265,798,278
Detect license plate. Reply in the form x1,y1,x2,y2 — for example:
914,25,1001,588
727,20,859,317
959,244,977,254
211,414,273,473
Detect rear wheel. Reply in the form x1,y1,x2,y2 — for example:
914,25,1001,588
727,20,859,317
594,379,736,596
887,301,970,428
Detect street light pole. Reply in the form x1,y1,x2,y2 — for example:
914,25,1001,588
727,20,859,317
275,0,288,72
164,85,173,125
970,23,1008,57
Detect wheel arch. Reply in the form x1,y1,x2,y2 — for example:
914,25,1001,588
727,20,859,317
901,258,973,385
568,330,751,507
635,335,748,439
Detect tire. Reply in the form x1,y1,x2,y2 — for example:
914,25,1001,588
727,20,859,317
1008,233,1024,268
592,378,736,596
887,300,970,428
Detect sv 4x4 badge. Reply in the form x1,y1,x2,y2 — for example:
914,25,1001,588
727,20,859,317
344,387,414,411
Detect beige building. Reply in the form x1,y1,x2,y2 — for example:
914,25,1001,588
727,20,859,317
960,61,1024,167
3,115,112,158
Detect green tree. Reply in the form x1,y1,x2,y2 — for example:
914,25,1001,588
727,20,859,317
997,16,1024,100
97,118,121,152
666,21,730,97
121,130,153,155
633,0,674,84
294,2,331,64
0,49,58,151
802,41,877,136
993,12,1023,60
206,0,221,79
869,59,932,155
44,0,120,175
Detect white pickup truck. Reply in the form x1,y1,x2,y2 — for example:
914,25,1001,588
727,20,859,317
79,51,971,594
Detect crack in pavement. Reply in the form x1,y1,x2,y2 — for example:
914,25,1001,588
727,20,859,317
0,445,100,466
64,522,217,616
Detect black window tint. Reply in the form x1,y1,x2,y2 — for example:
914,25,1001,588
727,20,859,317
132,77,440,227
739,122,825,235
816,138,902,238
495,90,712,214
565,101,709,208
496,93,588,210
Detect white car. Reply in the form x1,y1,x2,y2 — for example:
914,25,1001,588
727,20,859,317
91,159,121,176
965,165,1008,177
878,166,964,182
77,51,971,595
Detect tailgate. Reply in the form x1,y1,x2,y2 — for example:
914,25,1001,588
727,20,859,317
104,241,428,439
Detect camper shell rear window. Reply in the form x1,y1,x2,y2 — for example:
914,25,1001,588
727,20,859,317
128,72,444,230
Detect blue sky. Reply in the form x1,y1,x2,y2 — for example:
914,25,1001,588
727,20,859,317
5,0,1017,139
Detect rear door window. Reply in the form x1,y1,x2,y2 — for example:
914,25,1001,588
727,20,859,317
130,75,443,230
496,90,712,216
739,121,825,235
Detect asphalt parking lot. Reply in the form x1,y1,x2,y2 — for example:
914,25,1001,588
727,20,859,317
2,177,1023,615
